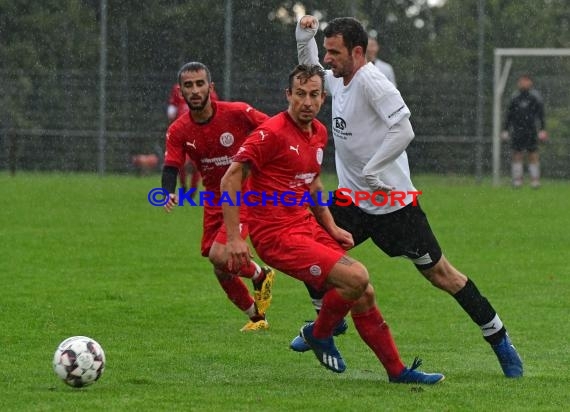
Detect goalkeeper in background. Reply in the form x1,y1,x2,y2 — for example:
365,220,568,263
502,74,548,188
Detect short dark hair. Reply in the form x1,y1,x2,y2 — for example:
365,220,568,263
177,62,212,85
288,64,325,91
323,17,368,54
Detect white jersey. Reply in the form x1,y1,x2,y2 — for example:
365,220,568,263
324,64,416,214
372,58,397,87
296,20,417,214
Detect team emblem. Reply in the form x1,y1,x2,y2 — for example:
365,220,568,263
309,265,322,276
220,132,235,147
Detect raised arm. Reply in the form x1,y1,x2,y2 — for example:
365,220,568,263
296,15,322,67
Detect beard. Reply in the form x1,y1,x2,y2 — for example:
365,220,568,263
186,91,210,112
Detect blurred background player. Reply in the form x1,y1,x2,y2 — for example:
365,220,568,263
167,81,220,193
162,62,274,332
366,36,396,86
501,74,548,188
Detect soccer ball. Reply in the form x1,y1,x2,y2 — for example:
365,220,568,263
53,336,106,388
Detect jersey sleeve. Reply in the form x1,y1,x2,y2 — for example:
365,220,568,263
163,124,186,169
363,69,411,129
233,128,280,172
241,103,270,128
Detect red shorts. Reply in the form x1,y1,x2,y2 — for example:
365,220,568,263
250,213,345,291
201,206,249,257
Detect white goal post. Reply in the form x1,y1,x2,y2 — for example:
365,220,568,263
492,48,570,186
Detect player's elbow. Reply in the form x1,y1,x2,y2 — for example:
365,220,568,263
220,162,244,192
400,117,415,143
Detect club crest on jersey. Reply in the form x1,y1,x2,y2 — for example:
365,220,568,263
333,117,346,130
316,148,323,165
219,132,235,147
309,265,322,276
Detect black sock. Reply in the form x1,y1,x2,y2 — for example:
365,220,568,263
453,279,506,345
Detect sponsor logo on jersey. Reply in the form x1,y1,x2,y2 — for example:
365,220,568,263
388,104,406,119
333,117,346,130
200,155,232,167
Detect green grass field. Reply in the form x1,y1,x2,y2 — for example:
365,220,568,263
1,172,569,411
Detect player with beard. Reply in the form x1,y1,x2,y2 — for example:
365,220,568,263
161,62,275,332
221,64,443,383
290,16,523,378
167,81,219,193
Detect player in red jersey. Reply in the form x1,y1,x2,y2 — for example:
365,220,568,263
161,62,274,332
167,82,220,194
221,64,443,382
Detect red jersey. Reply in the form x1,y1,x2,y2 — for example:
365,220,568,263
233,111,328,237
168,84,220,120
164,101,269,201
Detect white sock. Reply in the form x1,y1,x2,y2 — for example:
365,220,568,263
312,298,323,312
512,162,523,182
529,163,540,180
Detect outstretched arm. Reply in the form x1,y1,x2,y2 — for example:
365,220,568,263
296,15,322,67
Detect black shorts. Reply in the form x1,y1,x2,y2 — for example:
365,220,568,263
329,199,442,270
511,133,538,152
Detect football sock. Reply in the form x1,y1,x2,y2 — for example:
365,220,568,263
238,261,262,280
313,288,354,339
247,304,265,321
453,279,506,345
512,161,523,182
529,163,540,181
352,306,405,377
217,276,255,312
304,282,325,312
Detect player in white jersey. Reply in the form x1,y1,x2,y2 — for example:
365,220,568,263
289,15,523,379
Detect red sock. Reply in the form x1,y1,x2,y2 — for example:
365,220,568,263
217,276,254,312
313,288,354,339
352,306,405,377
237,261,258,279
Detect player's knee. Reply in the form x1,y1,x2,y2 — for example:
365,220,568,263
208,248,226,271
346,263,369,297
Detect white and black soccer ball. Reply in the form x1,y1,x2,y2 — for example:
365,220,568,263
53,336,106,388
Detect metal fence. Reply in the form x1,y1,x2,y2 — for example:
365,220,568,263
1,69,568,179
